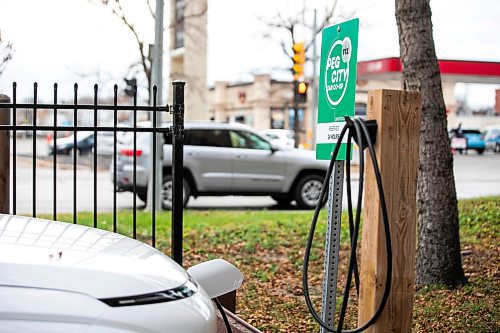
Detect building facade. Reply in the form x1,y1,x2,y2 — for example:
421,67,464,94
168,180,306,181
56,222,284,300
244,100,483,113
169,0,208,120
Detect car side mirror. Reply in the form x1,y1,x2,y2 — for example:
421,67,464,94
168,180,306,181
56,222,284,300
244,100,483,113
187,259,243,299
270,142,280,153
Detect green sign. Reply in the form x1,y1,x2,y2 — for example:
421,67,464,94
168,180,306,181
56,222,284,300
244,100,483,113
316,18,359,160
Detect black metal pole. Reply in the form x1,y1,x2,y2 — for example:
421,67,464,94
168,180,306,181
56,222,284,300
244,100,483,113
293,80,300,148
171,80,185,266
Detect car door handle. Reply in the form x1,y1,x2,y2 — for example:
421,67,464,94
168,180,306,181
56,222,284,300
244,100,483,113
187,152,200,157
236,154,247,159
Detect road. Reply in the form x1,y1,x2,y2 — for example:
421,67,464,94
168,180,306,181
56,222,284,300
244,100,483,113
9,150,500,214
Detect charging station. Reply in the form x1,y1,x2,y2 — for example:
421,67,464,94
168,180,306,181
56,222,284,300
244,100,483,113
316,18,359,333
304,17,422,332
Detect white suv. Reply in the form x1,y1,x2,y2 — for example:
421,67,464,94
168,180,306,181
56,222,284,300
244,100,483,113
113,122,328,209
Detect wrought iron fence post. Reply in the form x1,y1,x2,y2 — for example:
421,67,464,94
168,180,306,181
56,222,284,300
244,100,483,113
0,95,10,214
171,81,185,266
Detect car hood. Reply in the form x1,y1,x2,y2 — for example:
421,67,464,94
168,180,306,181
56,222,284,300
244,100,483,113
0,214,187,299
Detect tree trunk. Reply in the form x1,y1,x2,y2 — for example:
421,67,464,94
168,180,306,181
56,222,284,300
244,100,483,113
395,0,466,287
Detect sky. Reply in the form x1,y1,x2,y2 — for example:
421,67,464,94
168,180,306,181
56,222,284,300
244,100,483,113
0,0,499,107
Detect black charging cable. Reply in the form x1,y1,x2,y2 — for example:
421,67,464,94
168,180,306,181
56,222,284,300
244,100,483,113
214,298,233,333
302,117,393,333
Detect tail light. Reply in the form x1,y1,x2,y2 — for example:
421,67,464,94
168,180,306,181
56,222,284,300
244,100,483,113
120,148,142,157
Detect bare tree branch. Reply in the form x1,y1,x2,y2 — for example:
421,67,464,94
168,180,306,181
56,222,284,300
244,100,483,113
147,0,155,19
256,1,347,75
88,0,153,101
0,30,14,77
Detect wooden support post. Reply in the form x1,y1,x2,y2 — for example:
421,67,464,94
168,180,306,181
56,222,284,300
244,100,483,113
358,89,421,332
217,290,237,313
0,95,10,214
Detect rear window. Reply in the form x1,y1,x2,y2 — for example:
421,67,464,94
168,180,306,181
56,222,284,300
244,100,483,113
185,129,231,148
462,130,481,135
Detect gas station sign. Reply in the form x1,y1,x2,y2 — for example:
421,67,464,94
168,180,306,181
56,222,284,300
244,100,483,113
316,18,359,160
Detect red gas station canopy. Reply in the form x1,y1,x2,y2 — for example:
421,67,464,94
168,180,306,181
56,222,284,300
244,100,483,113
357,58,500,84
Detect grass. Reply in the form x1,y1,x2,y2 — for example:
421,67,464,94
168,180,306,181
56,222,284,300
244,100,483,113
42,196,500,333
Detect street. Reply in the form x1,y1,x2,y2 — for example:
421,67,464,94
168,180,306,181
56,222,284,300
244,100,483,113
9,149,500,214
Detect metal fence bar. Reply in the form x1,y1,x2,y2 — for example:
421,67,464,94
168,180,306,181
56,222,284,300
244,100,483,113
32,83,38,217
53,84,58,221
73,83,78,224
93,84,98,229
113,85,118,233
0,103,168,112
133,86,137,240
12,83,17,215
152,86,157,248
0,125,171,133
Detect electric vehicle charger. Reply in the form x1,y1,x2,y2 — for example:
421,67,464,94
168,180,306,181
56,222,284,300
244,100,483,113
303,117,393,332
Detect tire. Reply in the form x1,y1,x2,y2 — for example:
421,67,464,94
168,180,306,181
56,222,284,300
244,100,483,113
477,148,485,155
294,174,325,209
496,143,500,153
162,174,190,210
271,194,291,206
68,147,80,157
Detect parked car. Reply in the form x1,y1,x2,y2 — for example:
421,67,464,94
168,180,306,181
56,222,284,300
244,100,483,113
0,213,242,333
449,126,486,154
49,131,115,156
112,122,329,209
259,129,295,149
484,125,500,153
48,131,94,155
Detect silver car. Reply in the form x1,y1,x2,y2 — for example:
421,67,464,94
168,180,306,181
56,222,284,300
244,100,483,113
113,122,328,209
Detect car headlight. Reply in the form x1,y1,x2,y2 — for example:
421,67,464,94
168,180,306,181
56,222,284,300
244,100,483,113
99,276,198,307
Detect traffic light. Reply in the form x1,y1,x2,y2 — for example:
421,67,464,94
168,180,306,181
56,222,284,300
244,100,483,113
292,42,305,81
124,78,137,97
294,81,307,104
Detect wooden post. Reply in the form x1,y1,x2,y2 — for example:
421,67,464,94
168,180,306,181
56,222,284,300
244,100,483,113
0,95,10,213
217,290,237,313
358,89,421,332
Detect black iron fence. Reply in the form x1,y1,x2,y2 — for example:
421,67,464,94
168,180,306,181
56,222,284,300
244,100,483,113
0,81,186,265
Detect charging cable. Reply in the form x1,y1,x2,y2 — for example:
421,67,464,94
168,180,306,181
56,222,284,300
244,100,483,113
214,298,233,333
303,117,393,332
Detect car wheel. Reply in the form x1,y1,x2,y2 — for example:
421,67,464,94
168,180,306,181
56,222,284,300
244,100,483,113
69,147,80,157
162,174,190,210
477,148,485,155
294,174,324,209
271,194,291,206
496,143,500,153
